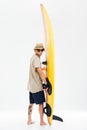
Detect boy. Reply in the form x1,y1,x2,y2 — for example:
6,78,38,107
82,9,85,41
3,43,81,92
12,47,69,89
27,43,47,125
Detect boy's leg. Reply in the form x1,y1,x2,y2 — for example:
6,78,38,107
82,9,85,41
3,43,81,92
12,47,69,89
27,104,34,125
39,103,47,125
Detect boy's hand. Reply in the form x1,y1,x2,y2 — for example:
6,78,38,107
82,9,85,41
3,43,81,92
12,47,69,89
42,78,52,95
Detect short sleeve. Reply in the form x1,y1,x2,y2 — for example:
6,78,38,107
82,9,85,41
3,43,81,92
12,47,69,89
34,56,41,68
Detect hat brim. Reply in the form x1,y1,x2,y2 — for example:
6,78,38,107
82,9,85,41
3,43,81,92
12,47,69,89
34,47,45,50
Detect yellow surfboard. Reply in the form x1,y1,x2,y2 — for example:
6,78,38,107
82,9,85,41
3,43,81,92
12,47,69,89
40,4,63,125
40,4,55,125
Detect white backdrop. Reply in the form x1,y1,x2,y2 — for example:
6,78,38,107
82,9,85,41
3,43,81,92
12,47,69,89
0,0,87,113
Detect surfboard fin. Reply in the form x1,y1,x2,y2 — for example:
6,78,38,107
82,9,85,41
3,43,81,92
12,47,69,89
43,103,63,122
53,115,63,122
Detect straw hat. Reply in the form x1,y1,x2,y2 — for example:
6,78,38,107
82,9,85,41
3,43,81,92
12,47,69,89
34,43,45,50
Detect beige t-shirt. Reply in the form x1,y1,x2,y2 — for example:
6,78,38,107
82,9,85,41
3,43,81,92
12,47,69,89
27,54,43,93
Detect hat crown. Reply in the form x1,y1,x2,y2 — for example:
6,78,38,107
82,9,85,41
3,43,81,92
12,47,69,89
34,43,44,49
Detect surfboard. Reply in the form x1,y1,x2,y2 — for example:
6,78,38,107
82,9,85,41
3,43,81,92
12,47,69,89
40,4,63,125
40,4,55,125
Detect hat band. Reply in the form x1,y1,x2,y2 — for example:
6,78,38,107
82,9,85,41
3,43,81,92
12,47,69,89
35,46,44,49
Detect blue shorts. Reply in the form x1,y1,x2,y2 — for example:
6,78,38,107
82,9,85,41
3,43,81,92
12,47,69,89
29,91,45,104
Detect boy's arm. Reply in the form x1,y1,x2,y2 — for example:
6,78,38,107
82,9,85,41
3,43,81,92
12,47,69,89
37,67,52,94
36,67,47,84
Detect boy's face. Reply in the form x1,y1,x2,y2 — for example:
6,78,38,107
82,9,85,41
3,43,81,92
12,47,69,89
34,49,44,57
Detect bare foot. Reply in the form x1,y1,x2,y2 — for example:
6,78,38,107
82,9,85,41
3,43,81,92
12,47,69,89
40,122,47,126
27,121,35,125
